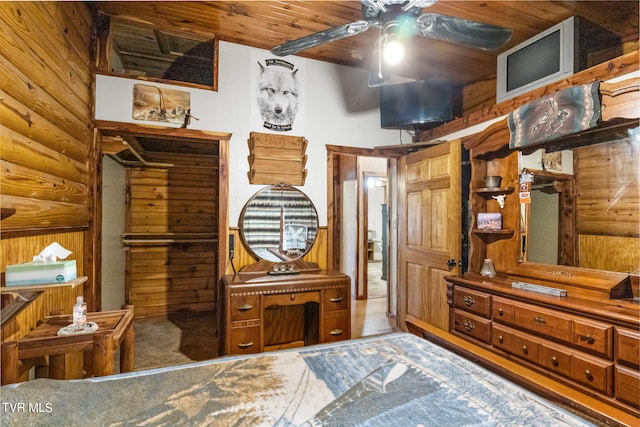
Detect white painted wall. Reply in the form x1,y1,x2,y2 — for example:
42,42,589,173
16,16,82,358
96,41,397,227
101,156,126,310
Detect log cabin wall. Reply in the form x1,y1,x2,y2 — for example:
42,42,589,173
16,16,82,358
125,151,220,317
1,3,92,341
575,140,639,274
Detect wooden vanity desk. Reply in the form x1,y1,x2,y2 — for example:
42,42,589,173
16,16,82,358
219,267,350,356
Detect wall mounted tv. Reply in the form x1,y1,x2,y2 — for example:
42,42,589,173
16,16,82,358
496,16,620,102
379,81,454,130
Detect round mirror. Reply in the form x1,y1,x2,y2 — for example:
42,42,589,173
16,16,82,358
239,185,319,263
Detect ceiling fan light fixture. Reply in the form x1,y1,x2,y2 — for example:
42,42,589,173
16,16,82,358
382,37,405,64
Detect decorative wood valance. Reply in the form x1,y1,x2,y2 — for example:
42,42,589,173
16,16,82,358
247,132,308,185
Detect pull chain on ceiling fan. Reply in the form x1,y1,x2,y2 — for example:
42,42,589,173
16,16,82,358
270,0,512,87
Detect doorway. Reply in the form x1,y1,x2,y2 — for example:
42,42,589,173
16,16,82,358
327,146,399,334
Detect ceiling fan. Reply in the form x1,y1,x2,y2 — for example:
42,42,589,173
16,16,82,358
270,0,513,87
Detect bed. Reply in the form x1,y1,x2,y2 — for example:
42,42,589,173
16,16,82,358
0,328,604,427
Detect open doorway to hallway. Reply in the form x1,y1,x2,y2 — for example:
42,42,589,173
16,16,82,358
327,146,399,337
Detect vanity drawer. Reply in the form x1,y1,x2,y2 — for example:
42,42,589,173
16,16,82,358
572,354,614,395
615,364,640,408
453,287,491,318
322,312,349,343
573,318,612,358
453,311,491,344
323,287,349,311
229,326,261,355
615,327,640,367
263,291,320,308
229,295,260,321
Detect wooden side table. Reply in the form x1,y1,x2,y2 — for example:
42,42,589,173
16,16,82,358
1,305,135,385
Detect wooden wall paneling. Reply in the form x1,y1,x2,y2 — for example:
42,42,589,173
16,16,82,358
225,227,328,274
125,151,219,316
575,139,639,273
0,1,93,238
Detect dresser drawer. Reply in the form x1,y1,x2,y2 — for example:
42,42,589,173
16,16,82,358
572,354,614,395
322,312,349,343
573,318,612,358
513,303,571,343
453,311,491,344
229,295,260,321
615,327,640,367
615,364,640,408
229,326,261,355
513,334,540,364
453,287,491,318
492,323,515,353
263,291,320,308
323,287,349,311
540,341,573,378
492,297,515,324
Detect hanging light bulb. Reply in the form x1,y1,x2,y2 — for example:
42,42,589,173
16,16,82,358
382,37,405,65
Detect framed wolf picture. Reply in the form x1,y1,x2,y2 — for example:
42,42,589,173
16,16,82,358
251,52,306,134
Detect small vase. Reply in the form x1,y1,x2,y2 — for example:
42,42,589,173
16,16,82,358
480,259,496,278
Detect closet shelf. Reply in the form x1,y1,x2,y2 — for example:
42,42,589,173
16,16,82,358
121,233,218,245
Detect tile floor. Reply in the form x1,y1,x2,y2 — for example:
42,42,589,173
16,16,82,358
131,266,395,372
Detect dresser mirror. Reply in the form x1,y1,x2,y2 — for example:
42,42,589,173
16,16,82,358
239,184,319,264
518,128,639,276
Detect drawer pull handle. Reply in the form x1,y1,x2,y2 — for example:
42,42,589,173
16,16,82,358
579,334,595,345
237,342,254,349
290,295,296,301
330,297,344,303
533,316,547,326
522,345,528,355
551,356,559,367
497,308,504,316
498,335,504,344
463,296,475,306
584,370,593,381
463,320,475,332
329,329,343,336
237,304,254,311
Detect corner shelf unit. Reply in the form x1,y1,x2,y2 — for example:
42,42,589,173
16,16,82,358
472,187,515,198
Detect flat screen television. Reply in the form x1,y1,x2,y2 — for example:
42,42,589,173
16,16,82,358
379,81,453,129
496,17,575,103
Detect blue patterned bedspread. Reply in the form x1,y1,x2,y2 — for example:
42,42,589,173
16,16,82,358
1,333,596,426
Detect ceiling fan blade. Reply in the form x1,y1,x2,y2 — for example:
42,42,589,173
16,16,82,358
271,20,371,57
416,13,512,50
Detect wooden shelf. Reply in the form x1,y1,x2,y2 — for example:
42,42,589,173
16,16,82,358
472,229,515,244
1,276,87,296
473,187,515,199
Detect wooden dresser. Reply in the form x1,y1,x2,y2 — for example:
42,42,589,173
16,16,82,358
219,269,350,355
446,272,639,418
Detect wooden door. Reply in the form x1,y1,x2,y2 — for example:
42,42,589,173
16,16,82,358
398,140,461,330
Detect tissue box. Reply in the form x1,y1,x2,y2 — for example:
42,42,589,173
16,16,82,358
5,260,77,286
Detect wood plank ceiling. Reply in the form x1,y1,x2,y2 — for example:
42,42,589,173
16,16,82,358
92,1,638,87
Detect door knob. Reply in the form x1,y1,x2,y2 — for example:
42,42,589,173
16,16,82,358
447,259,460,270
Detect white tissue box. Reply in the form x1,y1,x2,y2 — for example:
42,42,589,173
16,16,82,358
5,260,77,286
